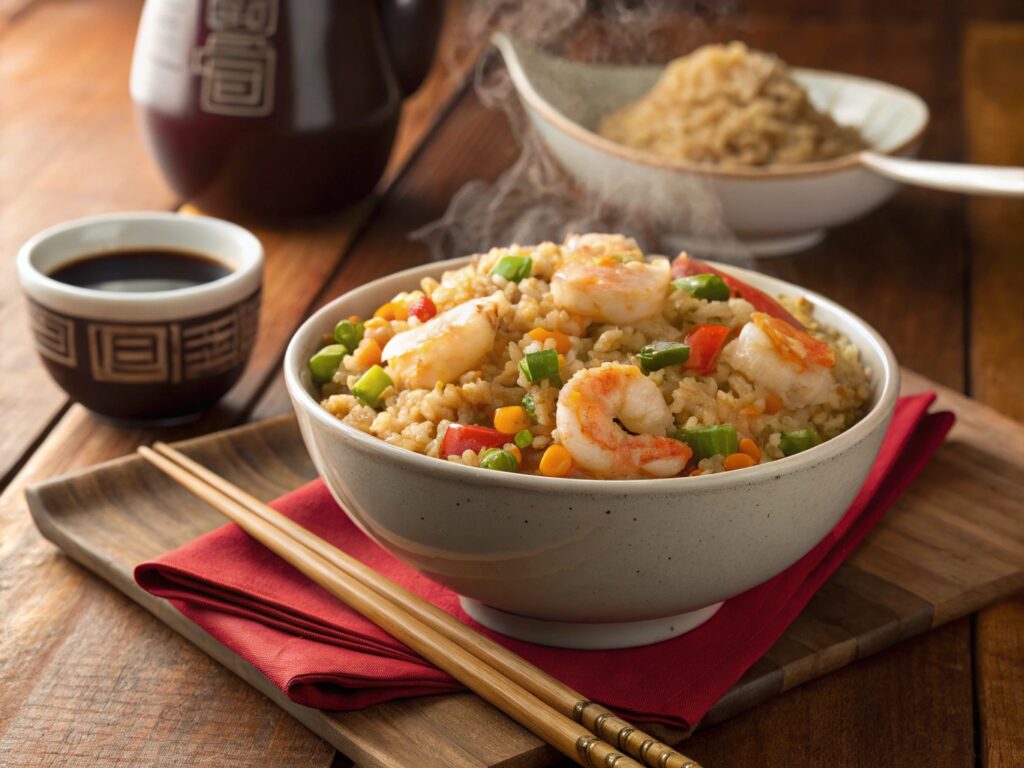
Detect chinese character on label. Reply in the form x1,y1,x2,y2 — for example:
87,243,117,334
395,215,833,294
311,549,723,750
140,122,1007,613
191,32,276,117
206,0,278,35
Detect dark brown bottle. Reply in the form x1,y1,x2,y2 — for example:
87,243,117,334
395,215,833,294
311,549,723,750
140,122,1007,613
130,0,443,221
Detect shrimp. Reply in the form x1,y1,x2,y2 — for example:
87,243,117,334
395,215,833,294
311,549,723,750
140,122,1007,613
551,256,671,325
722,312,837,409
381,296,500,389
556,363,693,479
563,232,644,262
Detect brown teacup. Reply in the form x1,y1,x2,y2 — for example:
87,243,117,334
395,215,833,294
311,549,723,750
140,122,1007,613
18,212,263,422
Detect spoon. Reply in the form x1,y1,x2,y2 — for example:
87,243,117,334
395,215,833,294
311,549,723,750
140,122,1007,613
859,152,1024,197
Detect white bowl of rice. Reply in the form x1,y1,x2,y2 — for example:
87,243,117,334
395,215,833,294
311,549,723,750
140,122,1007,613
493,36,929,257
285,241,899,649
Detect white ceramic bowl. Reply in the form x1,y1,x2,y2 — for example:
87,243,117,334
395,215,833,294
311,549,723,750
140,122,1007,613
285,258,899,649
493,35,929,257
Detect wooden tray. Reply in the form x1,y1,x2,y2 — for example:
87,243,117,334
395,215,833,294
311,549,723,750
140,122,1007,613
25,370,1024,768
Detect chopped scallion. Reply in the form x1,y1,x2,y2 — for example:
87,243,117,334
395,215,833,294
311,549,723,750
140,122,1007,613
519,349,560,384
480,448,518,472
675,424,739,460
514,429,533,449
673,274,730,302
637,341,690,374
333,319,365,350
490,255,533,283
780,428,821,456
521,393,536,418
351,364,393,408
309,344,347,385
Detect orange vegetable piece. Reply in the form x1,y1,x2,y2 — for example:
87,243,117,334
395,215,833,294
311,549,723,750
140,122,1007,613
354,338,382,368
507,445,522,463
723,452,757,471
751,313,835,369
527,328,573,354
738,438,761,462
765,394,784,414
493,406,531,435
688,468,705,477
374,301,408,322
539,444,573,477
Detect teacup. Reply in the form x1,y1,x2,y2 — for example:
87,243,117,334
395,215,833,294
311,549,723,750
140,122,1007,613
17,212,263,422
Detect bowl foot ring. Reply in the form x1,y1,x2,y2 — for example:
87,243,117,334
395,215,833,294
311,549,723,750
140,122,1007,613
459,598,724,650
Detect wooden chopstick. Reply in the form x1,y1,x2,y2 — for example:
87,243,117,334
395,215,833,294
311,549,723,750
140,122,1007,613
142,442,702,768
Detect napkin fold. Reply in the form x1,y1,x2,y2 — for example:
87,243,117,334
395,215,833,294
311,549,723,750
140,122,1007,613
136,393,953,729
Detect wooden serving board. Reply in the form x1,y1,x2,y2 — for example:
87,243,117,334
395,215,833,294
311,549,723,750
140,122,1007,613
25,370,1024,768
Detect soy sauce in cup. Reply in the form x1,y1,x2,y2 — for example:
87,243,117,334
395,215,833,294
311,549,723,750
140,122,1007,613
48,249,231,293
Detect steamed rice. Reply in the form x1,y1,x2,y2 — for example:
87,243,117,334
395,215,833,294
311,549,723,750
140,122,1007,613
598,42,867,167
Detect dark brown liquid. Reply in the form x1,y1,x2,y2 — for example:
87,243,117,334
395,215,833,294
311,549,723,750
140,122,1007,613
49,249,231,293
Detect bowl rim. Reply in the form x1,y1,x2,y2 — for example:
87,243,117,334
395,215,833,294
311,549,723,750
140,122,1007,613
284,255,900,494
492,33,931,181
17,211,264,322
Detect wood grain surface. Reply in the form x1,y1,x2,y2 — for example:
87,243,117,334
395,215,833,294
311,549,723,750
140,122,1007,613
1,1,1022,766
25,370,1024,768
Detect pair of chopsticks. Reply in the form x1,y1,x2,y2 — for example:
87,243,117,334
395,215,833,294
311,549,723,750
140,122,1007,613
138,442,702,768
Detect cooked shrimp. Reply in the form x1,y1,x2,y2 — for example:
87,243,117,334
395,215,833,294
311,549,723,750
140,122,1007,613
563,232,644,262
382,296,500,389
556,363,693,478
722,312,836,409
551,256,670,325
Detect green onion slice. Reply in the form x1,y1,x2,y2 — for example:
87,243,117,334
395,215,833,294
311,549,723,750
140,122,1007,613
780,428,821,456
490,255,533,283
637,341,690,374
351,364,393,408
675,424,739,460
521,393,536,418
333,319,365,350
309,344,347,385
673,274,730,302
514,429,533,449
519,349,561,385
480,448,518,472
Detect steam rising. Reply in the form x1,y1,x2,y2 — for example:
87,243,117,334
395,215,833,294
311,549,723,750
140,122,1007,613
414,1,749,263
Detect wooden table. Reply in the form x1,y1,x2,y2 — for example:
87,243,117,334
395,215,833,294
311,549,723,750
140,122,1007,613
1,1,1021,766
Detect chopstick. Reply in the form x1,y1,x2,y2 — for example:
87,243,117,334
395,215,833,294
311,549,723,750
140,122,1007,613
140,442,702,768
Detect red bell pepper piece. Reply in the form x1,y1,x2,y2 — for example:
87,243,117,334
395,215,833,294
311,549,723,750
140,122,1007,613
408,295,437,322
671,254,805,330
684,324,731,375
441,424,508,457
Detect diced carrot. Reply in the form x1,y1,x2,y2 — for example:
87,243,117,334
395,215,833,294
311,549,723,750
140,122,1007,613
739,405,761,418
348,315,361,323
493,406,531,435
374,301,408,322
527,328,573,353
738,438,761,462
688,468,705,477
353,338,382,368
765,394,784,415
723,452,757,471
539,445,573,477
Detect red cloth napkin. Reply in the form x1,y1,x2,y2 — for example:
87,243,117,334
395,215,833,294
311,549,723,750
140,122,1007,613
135,393,953,729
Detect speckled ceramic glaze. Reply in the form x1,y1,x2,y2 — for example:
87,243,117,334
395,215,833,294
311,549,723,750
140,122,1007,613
493,34,929,257
285,258,899,649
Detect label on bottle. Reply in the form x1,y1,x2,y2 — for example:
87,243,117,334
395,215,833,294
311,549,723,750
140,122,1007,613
131,0,279,118
190,0,279,117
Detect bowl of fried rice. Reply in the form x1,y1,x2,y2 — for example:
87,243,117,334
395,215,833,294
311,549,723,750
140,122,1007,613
285,233,899,649
493,35,929,257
